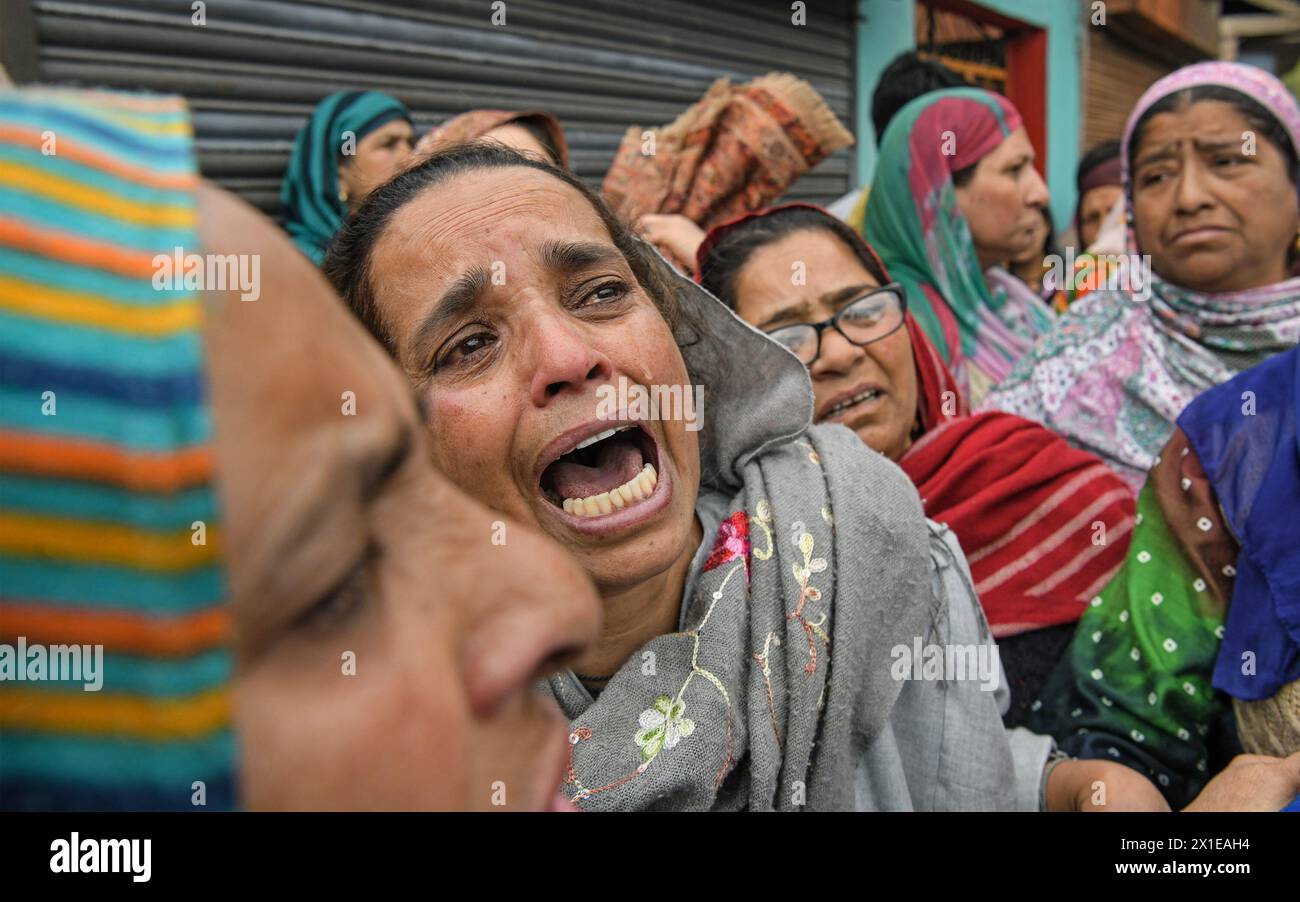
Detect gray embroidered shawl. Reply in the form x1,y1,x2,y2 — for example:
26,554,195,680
546,253,939,811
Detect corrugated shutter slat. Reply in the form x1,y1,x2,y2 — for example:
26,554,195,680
32,0,857,216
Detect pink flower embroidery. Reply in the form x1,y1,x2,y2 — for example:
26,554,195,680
703,511,751,582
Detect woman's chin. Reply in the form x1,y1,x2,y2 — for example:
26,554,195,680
560,489,698,592
852,422,907,462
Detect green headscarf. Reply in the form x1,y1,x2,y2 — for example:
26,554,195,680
864,88,1053,397
281,90,412,265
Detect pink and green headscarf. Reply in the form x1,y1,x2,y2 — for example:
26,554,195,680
864,88,1053,382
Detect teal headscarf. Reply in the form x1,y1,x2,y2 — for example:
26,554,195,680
281,90,412,265
864,88,1054,398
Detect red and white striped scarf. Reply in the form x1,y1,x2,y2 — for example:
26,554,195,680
901,317,1135,637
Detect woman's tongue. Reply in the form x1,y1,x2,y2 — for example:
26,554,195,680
547,435,644,501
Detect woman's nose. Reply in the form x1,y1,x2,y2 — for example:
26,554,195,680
527,309,613,407
810,327,864,377
1173,158,1216,215
1025,166,1050,209
457,521,603,717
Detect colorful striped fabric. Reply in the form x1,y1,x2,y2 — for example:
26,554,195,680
0,88,233,810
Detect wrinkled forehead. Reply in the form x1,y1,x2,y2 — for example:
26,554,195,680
377,166,617,285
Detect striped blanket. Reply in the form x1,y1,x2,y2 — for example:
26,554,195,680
0,89,232,810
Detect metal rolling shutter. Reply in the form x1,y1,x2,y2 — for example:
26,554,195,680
23,0,857,218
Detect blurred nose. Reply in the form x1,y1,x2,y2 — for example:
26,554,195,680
1173,155,1215,216
810,327,865,380
1024,165,1050,209
526,306,613,407
458,520,603,717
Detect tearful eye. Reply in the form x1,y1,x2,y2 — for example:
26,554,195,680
582,281,630,306
435,329,497,371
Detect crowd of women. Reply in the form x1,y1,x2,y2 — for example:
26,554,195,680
1,51,1298,812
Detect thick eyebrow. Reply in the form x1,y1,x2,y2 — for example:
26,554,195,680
407,264,491,362
821,283,875,309
756,298,813,331
1133,138,1241,172
755,283,875,331
541,240,625,275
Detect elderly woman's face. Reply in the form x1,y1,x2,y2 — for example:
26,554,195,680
366,166,702,594
732,228,919,462
954,127,1051,271
198,185,600,810
338,119,415,207
1131,99,1299,293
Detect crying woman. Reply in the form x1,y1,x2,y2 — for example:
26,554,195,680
322,142,1167,812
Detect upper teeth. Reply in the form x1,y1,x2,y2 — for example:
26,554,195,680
571,424,633,453
829,389,879,415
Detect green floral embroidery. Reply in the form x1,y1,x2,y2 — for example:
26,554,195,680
634,694,696,762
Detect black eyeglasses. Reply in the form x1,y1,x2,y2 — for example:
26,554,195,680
763,283,908,366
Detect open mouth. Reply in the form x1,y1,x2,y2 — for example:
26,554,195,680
539,423,660,519
825,388,881,418
819,384,885,421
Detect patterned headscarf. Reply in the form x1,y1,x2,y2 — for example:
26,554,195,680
281,90,412,265
0,89,231,809
864,88,1055,402
601,73,853,233
982,62,1300,493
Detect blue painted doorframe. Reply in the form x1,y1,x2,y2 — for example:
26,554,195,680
855,0,1083,230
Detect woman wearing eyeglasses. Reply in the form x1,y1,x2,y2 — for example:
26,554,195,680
697,204,1136,726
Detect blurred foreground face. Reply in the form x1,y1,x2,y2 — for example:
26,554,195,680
362,166,702,596
197,185,600,810
1131,99,1299,293
954,126,1050,271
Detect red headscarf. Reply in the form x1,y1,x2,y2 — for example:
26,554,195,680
697,204,1135,637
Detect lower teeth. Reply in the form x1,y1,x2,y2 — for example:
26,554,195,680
562,464,657,518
